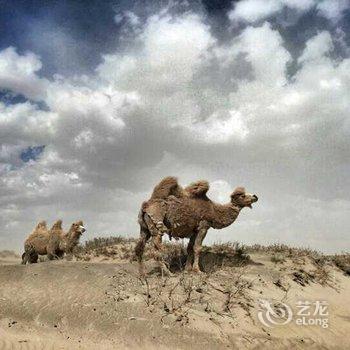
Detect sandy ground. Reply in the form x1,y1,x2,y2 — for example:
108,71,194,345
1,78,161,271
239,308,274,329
0,250,349,350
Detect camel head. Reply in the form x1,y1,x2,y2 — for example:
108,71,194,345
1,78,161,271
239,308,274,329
231,187,258,209
36,220,47,229
68,220,86,240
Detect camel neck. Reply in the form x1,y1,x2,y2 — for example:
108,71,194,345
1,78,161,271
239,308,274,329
210,202,242,229
230,200,244,212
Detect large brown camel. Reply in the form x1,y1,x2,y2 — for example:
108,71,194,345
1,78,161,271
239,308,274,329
135,177,258,274
22,220,86,264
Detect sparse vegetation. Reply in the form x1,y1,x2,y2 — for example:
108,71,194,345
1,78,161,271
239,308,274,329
129,265,254,326
330,253,350,275
74,237,251,272
0,250,19,259
73,236,350,286
247,243,322,259
270,253,286,264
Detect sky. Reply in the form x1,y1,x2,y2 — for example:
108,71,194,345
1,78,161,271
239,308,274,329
0,0,349,253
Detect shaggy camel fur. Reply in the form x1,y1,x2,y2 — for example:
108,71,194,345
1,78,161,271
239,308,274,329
140,176,210,237
22,220,85,264
135,177,258,274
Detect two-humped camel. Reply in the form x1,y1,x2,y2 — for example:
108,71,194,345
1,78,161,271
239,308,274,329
22,220,86,264
135,177,258,274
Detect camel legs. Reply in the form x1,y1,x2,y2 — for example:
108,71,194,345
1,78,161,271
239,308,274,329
47,239,61,260
21,252,28,265
47,252,59,260
142,213,171,276
22,247,38,265
151,234,173,277
192,221,209,273
134,227,151,276
143,203,168,235
185,234,196,272
56,250,65,259
28,252,38,263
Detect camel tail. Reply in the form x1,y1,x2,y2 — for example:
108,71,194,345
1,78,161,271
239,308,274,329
185,180,209,197
150,176,180,200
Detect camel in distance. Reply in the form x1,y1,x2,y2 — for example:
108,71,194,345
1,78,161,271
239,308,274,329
22,220,86,264
135,176,258,274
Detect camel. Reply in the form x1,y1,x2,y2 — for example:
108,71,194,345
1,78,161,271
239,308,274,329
135,177,258,274
22,220,85,264
63,220,86,254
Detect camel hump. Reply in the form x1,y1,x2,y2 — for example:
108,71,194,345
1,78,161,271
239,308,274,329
150,176,181,200
35,220,47,229
50,219,63,230
185,180,209,197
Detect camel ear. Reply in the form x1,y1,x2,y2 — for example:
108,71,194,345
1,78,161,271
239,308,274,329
231,187,245,197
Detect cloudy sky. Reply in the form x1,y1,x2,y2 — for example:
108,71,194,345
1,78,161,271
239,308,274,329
0,0,349,253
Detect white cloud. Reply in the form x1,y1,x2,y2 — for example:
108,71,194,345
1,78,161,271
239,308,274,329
235,22,291,87
0,47,48,100
0,102,56,146
316,0,349,22
228,0,315,23
191,110,249,143
229,0,284,23
208,180,233,203
228,0,349,24
99,12,214,95
298,31,333,63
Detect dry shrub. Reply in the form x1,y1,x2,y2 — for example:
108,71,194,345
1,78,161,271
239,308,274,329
134,265,253,325
75,236,135,253
75,236,350,281
247,243,321,258
74,236,137,260
270,253,286,264
161,242,187,272
200,242,251,272
160,241,251,273
74,237,251,273
331,254,350,275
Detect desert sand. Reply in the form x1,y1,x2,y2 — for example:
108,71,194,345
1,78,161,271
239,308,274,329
0,243,349,350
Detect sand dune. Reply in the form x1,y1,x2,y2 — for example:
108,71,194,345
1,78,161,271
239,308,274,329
0,247,349,350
